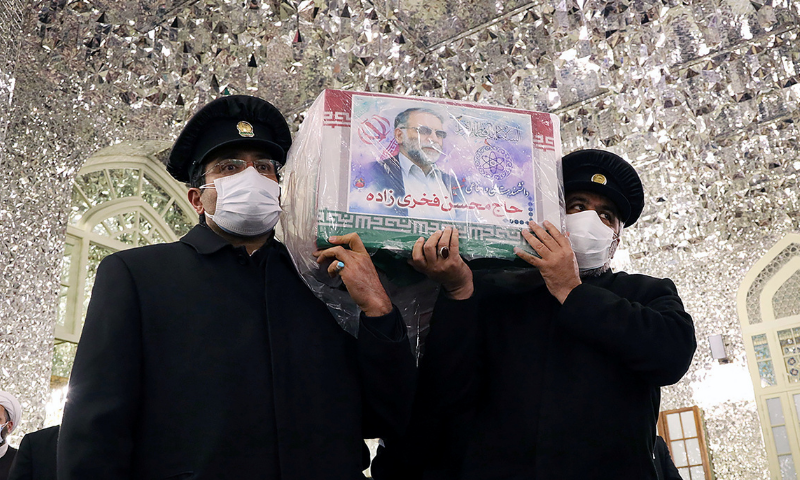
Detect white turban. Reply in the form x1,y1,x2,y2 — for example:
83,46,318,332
0,391,21,432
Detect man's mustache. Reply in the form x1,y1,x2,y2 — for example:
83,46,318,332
423,143,444,154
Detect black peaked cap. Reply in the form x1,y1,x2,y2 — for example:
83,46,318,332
562,149,644,226
167,95,292,183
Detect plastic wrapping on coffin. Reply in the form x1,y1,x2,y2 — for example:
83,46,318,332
280,89,564,351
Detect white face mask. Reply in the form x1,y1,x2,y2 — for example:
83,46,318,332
566,210,618,271
202,167,282,237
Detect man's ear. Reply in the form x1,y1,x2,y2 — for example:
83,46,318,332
6,420,13,433
188,188,205,215
394,127,404,144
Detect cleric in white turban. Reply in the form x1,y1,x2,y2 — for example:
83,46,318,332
0,390,21,480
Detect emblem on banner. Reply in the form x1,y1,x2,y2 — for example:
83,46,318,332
475,145,513,181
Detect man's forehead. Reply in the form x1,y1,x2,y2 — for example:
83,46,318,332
566,190,619,211
204,147,274,164
408,111,442,125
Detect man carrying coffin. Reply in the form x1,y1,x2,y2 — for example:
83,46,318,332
58,95,416,480
373,149,696,480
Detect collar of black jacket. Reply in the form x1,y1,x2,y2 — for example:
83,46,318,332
581,268,616,287
180,224,278,255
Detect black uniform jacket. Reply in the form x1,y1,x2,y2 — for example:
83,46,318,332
0,447,17,480
373,269,696,480
8,425,59,480
58,225,416,480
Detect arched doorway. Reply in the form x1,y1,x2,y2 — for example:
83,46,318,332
49,141,197,424
738,234,800,480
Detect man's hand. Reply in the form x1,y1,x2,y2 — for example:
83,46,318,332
313,233,393,317
514,220,581,304
409,227,474,300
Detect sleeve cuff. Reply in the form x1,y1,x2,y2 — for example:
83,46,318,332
360,306,405,342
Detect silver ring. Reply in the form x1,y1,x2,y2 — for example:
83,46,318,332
438,246,450,259
335,261,345,271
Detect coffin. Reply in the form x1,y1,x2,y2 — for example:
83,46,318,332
281,89,564,337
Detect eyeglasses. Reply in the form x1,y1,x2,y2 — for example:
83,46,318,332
402,125,447,140
205,158,280,178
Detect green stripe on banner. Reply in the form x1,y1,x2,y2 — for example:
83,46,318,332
316,209,534,261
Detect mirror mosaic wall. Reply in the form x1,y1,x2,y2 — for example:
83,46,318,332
2,0,800,477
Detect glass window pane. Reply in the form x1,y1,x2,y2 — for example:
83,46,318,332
768,397,787,425
780,328,796,347
779,454,797,480
139,216,153,235
57,285,69,327
51,342,78,378
164,202,195,237
60,244,73,286
120,212,137,230
671,440,688,467
151,229,165,244
774,426,792,455
788,358,800,383
101,216,123,235
793,394,800,424
92,222,109,236
778,327,800,382
759,361,778,387
689,465,705,480
686,438,703,465
118,232,136,246
75,171,113,206
681,410,697,438
668,412,684,439
678,467,691,480
755,342,772,361
754,334,772,357
141,173,171,211
69,188,91,225
110,212,139,246
107,168,141,198
754,335,778,387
